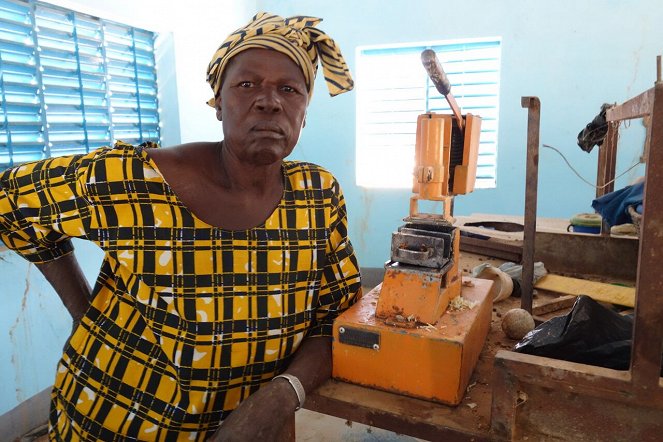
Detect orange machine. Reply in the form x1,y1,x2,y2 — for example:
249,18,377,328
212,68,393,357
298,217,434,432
332,50,493,405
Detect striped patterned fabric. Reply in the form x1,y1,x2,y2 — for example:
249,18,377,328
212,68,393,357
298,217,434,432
0,142,362,440
206,12,354,104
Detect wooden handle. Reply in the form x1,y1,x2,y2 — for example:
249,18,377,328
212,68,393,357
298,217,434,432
421,49,451,96
421,49,464,131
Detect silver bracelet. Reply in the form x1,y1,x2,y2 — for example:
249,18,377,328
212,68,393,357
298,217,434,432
272,373,305,410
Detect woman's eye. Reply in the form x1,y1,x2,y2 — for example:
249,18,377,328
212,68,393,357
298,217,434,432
281,85,298,94
238,81,253,88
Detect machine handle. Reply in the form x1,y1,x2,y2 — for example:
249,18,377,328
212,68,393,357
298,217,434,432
421,49,465,132
421,49,452,96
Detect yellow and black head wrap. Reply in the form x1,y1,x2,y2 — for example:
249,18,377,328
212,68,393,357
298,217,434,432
206,12,354,105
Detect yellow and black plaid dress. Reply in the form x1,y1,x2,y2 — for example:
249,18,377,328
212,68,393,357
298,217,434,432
0,142,361,441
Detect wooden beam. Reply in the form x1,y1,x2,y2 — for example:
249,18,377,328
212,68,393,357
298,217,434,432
307,380,490,442
534,274,634,307
606,87,654,121
459,235,522,262
534,231,638,281
596,123,618,198
491,350,663,441
0,387,50,441
631,82,663,388
532,295,577,316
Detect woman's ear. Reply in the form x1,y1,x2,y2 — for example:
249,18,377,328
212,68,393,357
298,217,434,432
214,96,222,121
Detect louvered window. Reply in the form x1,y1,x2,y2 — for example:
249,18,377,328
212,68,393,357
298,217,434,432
0,0,160,169
356,38,501,189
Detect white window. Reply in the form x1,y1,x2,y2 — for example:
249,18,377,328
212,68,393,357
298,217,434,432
355,38,501,189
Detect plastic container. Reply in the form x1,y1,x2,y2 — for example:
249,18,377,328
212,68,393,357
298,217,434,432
476,266,513,302
567,213,602,234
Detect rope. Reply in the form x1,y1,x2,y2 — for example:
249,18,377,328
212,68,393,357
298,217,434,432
541,143,642,190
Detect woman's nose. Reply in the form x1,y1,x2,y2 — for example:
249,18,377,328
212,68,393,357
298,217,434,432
255,88,282,112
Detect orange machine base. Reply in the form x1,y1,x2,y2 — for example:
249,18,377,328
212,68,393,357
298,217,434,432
332,277,493,405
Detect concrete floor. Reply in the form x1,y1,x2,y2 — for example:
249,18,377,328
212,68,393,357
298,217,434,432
17,407,425,442
22,411,425,441
295,409,425,442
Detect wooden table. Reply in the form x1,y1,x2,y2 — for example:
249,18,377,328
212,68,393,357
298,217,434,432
306,255,529,442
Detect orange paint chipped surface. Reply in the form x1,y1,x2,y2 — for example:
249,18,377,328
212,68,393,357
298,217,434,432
332,278,493,405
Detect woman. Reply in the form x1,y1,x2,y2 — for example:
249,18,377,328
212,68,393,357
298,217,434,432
0,12,361,440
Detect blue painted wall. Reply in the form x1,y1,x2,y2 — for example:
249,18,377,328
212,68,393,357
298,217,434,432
2,0,662,416
0,240,103,414
258,0,661,267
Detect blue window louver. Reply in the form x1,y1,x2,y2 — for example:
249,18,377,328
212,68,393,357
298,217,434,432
0,0,160,169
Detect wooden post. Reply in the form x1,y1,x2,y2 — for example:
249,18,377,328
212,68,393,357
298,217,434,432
520,97,540,314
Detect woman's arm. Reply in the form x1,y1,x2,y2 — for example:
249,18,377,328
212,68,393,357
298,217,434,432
1,154,95,322
210,336,332,441
36,250,92,324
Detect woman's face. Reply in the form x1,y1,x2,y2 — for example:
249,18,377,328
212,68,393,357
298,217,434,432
215,49,308,166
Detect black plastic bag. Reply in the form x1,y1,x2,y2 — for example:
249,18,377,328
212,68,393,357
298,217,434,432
514,295,635,371
577,103,611,153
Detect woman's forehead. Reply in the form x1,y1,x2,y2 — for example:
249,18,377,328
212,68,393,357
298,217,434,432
225,49,306,82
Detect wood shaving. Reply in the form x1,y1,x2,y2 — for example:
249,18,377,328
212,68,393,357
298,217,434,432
448,296,479,311
384,313,419,328
466,381,477,393
417,323,437,332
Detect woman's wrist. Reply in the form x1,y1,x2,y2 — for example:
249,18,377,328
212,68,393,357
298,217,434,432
271,375,303,411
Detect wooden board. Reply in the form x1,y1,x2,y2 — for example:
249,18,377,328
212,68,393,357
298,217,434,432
455,213,639,282
454,213,571,243
492,350,663,441
532,295,577,315
534,274,635,307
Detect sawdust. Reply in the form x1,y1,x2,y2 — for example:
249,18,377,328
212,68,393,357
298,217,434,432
383,314,418,328
448,295,479,311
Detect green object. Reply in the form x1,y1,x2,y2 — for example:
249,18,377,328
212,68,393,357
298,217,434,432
569,213,602,227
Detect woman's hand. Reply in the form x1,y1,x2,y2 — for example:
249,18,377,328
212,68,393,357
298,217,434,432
210,336,333,441
35,251,92,351
36,250,92,322
209,379,299,441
